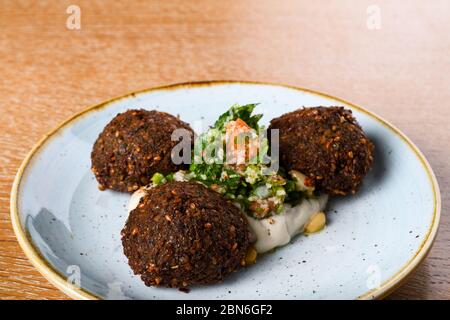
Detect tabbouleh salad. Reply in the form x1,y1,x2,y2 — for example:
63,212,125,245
151,104,317,219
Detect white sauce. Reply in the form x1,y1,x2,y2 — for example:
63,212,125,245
128,184,328,255
128,172,187,212
246,194,328,253
128,187,150,212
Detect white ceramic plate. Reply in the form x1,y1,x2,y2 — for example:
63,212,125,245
10,81,441,300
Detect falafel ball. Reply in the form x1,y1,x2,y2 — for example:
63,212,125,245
269,107,374,195
91,109,193,193
121,181,252,288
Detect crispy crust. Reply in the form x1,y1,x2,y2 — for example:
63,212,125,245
91,109,193,193
269,107,374,195
121,181,252,288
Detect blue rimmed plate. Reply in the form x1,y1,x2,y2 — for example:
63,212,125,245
10,81,441,300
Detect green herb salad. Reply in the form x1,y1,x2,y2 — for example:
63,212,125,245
151,104,317,219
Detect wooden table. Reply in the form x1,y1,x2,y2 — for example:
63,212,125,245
1,0,449,300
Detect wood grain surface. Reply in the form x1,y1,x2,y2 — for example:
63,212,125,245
0,0,449,300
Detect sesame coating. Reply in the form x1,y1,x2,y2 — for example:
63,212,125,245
91,109,193,193
121,181,252,288
269,107,374,195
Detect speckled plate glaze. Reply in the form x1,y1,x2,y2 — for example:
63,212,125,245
11,81,441,300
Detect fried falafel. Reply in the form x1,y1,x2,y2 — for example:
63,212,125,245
121,181,252,288
91,109,193,193
269,106,374,195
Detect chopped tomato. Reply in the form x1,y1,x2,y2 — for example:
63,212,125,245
225,118,259,165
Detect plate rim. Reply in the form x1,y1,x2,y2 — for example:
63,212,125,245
9,80,441,300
